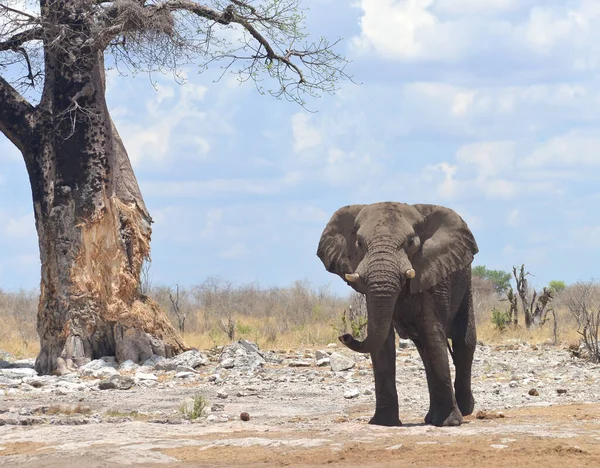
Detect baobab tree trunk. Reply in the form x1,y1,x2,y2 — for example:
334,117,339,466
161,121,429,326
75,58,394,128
17,8,187,374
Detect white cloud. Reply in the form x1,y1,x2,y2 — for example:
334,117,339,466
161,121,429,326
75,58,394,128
200,208,223,238
286,205,328,224
352,0,600,69
291,113,323,152
423,162,458,199
143,172,303,198
434,0,519,15
522,130,600,168
114,80,210,168
507,209,520,227
351,0,498,61
219,242,249,260
456,141,516,177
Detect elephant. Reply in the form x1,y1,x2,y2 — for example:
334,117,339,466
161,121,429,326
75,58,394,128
317,202,478,427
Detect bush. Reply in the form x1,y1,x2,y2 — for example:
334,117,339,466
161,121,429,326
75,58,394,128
180,394,208,420
491,308,511,331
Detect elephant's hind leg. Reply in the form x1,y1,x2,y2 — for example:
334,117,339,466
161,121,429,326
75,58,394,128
451,290,476,417
369,326,401,426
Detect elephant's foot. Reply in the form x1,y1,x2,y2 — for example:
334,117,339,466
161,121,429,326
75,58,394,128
456,390,475,416
369,407,402,427
424,405,463,427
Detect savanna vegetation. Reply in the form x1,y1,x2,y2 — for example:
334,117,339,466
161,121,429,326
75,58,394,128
2,263,599,361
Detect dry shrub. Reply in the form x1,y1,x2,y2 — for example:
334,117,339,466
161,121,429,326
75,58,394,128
0,289,39,357
2,276,597,355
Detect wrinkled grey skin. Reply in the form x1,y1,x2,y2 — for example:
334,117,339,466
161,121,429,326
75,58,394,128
317,202,478,427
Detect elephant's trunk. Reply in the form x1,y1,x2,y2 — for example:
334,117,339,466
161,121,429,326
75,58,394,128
339,246,411,354
339,291,397,353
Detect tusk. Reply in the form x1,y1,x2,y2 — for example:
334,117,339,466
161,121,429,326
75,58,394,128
405,268,416,279
345,273,360,283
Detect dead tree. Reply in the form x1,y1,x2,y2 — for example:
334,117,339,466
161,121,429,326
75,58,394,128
566,282,600,362
506,265,555,330
0,0,349,374
168,284,187,335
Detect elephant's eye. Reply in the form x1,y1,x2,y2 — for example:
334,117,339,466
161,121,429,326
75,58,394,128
356,239,364,249
407,236,415,245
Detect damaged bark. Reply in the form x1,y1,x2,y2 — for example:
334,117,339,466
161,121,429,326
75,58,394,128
0,0,348,374
13,1,187,375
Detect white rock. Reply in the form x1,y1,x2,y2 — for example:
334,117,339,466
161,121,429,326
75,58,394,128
143,355,166,367
220,358,235,369
93,367,119,379
316,358,330,367
327,343,338,348
175,372,195,379
79,358,117,376
343,389,360,399
288,360,311,367
386,444,404,450
0,368,37,379
119,360,139,371
135,372,158,381
216,390,229,399
329,353,355,372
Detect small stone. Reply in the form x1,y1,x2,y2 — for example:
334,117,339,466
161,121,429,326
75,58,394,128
240,412,250,421
142,355,166,368
315,350,329,360
509,380,518,388
343,389,360,399
329,353,355,372
557,388,568,394
398,339,413,349
220,358,235,369
175,372,195,379
288,360,311,367
135,372,158,381
528,388,539,396
93,367,119,379
327,343,338,348
316,358,330,367
216,390,229,399
118,360,139,371
98,380,117,390
386,444,404,450
490,444,508,449
211,403,225,412
363,388,373,396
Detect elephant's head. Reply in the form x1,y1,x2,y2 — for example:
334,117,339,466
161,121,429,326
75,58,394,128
317,202,478,354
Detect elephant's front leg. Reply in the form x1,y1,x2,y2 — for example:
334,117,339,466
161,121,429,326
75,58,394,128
417,298,462,427
369,326,401,426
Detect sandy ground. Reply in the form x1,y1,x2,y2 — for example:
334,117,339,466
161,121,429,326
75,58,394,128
2,403,600,467
2,343,600,467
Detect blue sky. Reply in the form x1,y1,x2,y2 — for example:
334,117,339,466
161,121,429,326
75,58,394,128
1,0,600,295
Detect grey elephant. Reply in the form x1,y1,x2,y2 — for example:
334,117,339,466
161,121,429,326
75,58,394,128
317,202,478,427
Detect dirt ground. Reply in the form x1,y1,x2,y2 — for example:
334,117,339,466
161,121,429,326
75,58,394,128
2,343,600,467
2,403,600,467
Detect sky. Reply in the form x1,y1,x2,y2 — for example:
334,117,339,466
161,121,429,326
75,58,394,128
1,0,600,296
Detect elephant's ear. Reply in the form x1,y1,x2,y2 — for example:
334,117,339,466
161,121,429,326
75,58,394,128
317,204,366,293
410,204,479,294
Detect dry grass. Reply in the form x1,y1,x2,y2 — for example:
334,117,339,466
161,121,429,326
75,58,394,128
0,289,39,358
36,404,92,416
1,279,598,358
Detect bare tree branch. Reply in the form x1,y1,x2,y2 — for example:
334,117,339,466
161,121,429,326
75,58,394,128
0,2,37,21
0,27,43,51
0,73,36,152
